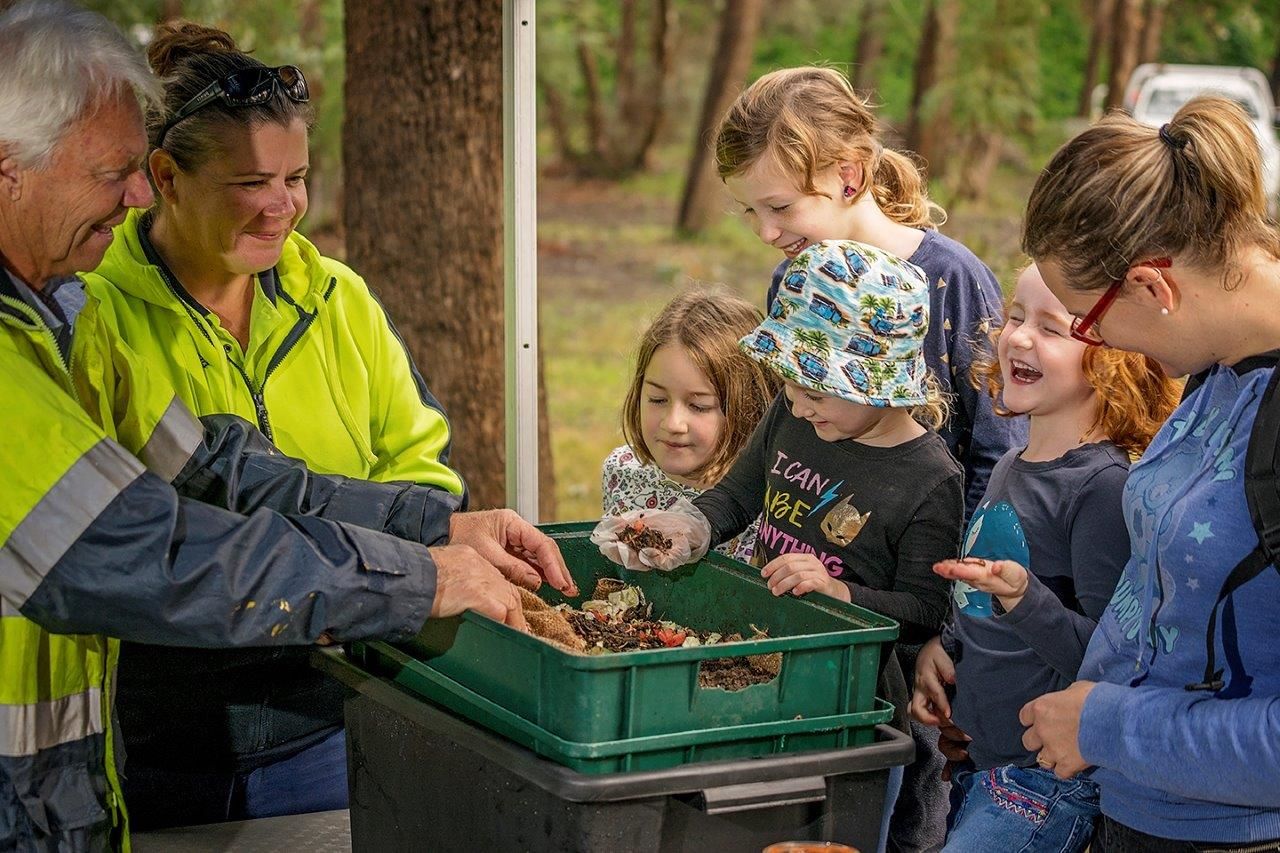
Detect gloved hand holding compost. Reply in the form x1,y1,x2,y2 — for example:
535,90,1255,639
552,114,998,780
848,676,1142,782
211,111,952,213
591,497,712,572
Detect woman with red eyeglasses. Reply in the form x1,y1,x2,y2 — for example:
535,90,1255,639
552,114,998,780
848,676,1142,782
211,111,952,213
78,21,480,828
1016,95,1280,852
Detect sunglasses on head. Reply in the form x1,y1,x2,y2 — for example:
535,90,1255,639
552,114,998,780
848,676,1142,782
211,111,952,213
156,65,310,149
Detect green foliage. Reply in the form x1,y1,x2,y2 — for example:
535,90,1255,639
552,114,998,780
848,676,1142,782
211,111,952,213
751,0,1089,127
941,0,1047,146
753,0,926,124
1036,0,1089,120
1162,1,1278,70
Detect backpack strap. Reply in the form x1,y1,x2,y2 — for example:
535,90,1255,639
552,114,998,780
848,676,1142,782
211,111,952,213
1245,353,1280,565
1186,354,1280,692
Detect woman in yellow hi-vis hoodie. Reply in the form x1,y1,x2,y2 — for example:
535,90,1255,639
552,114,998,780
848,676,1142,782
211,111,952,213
80,22,467,828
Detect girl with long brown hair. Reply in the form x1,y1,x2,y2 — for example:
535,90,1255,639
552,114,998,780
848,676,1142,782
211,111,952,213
602,287,779,562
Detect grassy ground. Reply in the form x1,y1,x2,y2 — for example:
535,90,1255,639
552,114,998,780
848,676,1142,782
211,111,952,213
539,126,1072,521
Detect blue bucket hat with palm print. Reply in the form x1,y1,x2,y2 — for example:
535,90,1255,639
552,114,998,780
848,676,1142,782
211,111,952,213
739,239,930,407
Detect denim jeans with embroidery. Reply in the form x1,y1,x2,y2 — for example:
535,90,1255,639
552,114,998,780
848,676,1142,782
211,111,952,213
942,764,1099,853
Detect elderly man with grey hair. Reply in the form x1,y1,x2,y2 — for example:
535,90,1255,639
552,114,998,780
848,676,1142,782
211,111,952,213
0,3,572,849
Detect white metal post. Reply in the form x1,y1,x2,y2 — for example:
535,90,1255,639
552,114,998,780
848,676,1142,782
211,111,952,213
503,0,540,520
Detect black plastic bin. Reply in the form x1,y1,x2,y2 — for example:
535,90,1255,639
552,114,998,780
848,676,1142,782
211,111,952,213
318,650,914,853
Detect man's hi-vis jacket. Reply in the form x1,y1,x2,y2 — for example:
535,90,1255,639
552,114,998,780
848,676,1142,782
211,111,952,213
0,276,459,851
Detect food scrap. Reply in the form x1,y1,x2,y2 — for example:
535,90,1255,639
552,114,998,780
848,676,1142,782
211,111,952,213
518,578,780,690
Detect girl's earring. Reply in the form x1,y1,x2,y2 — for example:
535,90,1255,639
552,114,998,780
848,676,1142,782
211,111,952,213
1160,307,1169,315
843,185,856,199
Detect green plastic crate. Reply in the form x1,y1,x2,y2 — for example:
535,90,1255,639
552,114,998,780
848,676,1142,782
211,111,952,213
346,641,895,773
361,522,899,747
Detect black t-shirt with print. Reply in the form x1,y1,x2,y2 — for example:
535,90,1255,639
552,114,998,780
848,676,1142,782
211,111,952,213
695,393,962,644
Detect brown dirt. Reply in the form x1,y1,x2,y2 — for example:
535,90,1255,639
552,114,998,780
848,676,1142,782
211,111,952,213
521,577,780,691
698,650,783,691
616,521,672,553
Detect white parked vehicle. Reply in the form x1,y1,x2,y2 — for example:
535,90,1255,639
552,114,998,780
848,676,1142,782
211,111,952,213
1123,63,1280,207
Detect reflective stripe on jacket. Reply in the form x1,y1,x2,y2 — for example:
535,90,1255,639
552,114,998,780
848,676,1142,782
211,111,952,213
0,286,176,851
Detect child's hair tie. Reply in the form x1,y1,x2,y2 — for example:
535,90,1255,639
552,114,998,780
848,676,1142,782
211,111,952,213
1158,124,1187,151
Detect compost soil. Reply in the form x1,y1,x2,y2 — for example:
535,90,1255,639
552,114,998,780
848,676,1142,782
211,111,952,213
520,578,781,690
616,521,672,553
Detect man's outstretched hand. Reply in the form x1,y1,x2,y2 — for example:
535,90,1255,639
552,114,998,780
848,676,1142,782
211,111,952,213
449,509,578,596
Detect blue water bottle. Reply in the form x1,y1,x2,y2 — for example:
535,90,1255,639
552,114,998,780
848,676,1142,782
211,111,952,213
953,501,1028,619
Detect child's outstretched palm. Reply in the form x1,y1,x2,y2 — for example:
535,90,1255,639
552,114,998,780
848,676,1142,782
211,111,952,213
933,557,1030,612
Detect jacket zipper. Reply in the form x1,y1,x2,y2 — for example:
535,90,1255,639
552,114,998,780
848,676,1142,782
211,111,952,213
222,346,274,441
241,284,323,442
0,294,70,376
152,265,319,444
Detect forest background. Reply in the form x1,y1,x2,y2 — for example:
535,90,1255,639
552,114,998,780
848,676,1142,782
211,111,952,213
87,0,1280,521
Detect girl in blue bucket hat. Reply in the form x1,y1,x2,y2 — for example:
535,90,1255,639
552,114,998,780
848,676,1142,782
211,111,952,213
596,239,964,849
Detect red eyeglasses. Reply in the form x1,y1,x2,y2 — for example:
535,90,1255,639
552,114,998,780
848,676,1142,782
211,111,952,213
1069,257,1172,346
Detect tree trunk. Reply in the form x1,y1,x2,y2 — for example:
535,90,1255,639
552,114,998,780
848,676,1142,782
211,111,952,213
632,0,676,172
1104,0,1143,111
905,0,959,174
952,131,1003,206
616,0,639,127
344,0,554,514
539,75,578,166
536,344,556,520
1078,0,1115,117
1139,0,1166,65
577,39,609,165
676,0,766,235
297,0,338,231
852,0,886,95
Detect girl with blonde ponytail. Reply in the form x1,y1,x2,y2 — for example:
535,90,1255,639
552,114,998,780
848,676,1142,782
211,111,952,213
715,65,1027,852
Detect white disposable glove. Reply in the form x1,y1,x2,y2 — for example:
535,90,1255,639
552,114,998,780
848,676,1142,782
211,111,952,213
590,497,713,572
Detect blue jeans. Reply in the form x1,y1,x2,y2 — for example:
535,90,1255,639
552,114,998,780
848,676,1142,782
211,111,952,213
240,727,349,820
942,764,1099,853
125,727,349,829
877,762,905,853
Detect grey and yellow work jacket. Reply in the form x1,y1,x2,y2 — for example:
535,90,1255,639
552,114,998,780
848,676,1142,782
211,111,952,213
0,273,458,851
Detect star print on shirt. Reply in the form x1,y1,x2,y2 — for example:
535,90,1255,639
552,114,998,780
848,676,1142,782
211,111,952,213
1189,522,1215,545
1186,577,1200,591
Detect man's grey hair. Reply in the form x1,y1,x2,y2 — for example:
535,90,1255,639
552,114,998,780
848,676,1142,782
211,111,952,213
0,1,160,168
